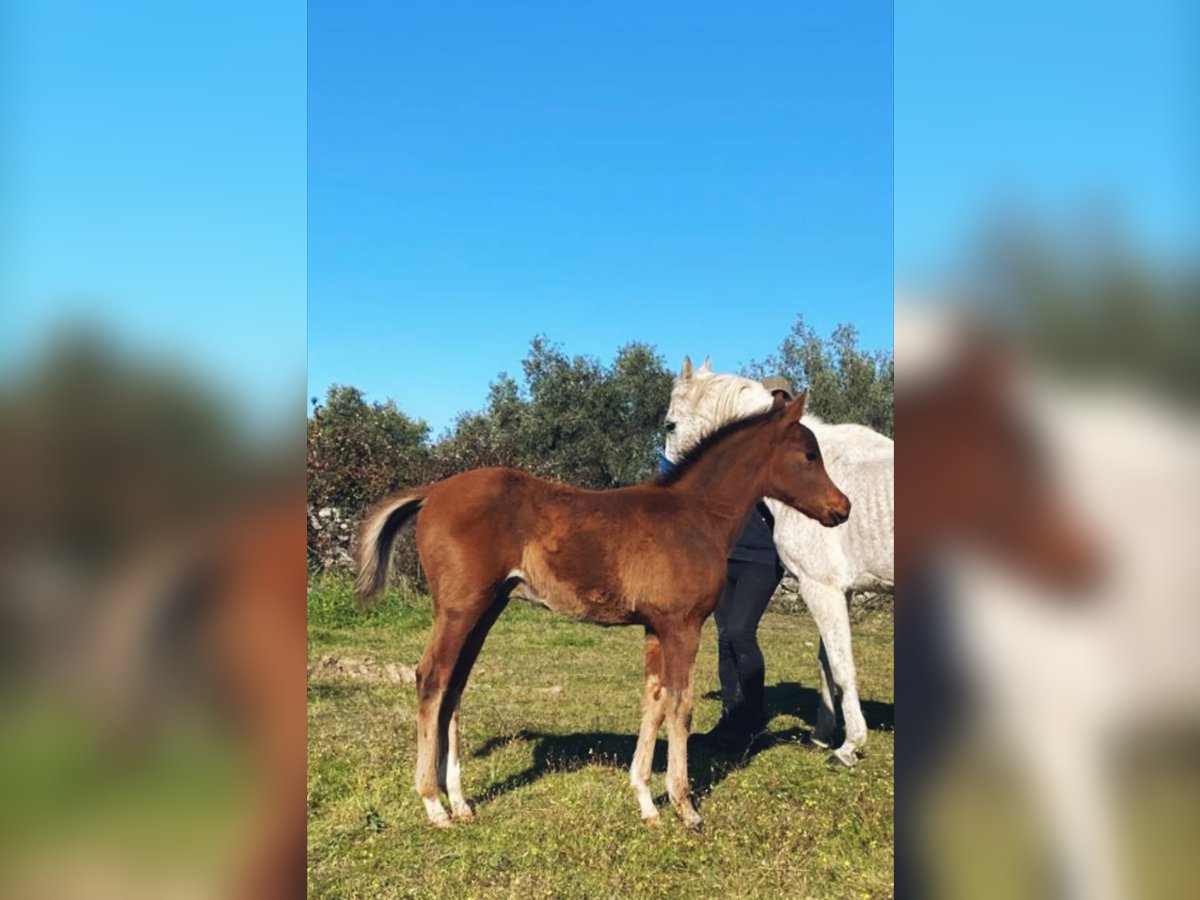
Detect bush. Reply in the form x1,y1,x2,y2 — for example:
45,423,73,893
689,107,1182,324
745,316,894,437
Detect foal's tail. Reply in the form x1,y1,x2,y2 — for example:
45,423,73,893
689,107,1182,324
353,488,429,607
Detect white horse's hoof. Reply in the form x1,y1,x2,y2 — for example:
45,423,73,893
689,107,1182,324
828,746,859,767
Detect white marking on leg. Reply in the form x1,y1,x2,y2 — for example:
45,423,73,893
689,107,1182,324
665,688,701,829
422,794,452,827
630,675,665,823
445,707,473,820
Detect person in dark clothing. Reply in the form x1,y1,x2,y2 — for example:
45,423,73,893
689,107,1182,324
662,376,795,749
708,500,785,744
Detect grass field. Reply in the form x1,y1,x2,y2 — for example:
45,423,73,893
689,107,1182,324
307,575,894,899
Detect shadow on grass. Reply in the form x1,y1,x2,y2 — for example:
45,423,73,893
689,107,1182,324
464,723,883,813
467,729,774,810
463,682,895,811
700,681,894,733
765,681,894,733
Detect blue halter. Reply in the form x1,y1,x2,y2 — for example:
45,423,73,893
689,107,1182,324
658,451,677,477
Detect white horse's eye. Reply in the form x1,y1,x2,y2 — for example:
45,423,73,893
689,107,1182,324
664,421,677,433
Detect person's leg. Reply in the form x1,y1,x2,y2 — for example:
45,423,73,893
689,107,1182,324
711,572,743,718
720,560,782,730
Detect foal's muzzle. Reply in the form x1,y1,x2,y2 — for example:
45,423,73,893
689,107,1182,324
822,495,852,527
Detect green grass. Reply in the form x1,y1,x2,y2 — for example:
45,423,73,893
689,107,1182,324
307,574,894,899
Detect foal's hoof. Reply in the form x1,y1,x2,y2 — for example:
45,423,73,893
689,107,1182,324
641,813,662,828
451,805,476,822
677,804,704,831
423,798,454,828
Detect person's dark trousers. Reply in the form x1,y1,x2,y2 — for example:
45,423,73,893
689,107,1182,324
712,558,784,728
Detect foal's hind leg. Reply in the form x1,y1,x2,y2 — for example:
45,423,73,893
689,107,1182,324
414,595,491,826
440,707,470,820
438,596,508,821
630,631,667,824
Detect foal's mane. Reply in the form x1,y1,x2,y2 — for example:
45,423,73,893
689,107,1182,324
655,405,780,487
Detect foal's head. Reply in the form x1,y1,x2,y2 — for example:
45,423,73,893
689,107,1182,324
663,357,850,528
898,333,1100,591
759,393,852,528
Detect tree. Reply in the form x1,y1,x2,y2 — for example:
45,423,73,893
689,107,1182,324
306,385,432,512
431,337,674,489
745,317,894,437
304,323,892,574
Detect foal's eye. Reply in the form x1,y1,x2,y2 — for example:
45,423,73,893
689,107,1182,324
805,451,820,462
665,421,677,433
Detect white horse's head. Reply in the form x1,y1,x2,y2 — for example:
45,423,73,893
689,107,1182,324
664,357,778,463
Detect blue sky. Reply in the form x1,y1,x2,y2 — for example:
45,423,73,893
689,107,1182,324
8,3,1192,438
4,1,306,426
896,0,1195,281
309,1,893,435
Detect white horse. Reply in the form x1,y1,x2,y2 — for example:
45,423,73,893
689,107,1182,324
664,357,894,765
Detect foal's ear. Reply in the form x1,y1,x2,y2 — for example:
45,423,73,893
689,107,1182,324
680,356,694,379
780,391,807,419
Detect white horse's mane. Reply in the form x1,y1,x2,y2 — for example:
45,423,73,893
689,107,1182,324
682,371,826,425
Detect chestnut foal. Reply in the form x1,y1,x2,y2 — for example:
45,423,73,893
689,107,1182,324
355,394,850,828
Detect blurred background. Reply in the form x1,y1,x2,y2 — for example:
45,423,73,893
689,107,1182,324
896,1,1198,898
7,0,1199,896
2,2,305,898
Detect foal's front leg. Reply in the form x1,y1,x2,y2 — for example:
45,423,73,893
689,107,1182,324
629,632,667,824
662,625,703,829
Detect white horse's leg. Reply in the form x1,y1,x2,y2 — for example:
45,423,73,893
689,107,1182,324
1010,719,1121,900
813,638,838,748
800,576,866,766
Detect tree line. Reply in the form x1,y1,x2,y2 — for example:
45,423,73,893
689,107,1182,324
307,316,893,572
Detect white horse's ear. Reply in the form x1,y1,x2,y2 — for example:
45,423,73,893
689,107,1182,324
699,357,712,374
680,356,694,379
